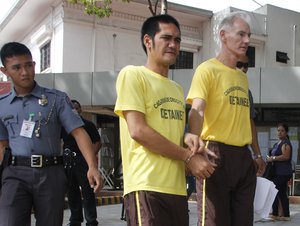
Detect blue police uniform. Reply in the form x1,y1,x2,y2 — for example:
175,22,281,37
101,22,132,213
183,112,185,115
0,82,84,226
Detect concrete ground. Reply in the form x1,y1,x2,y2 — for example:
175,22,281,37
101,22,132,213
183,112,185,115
31,200,300,226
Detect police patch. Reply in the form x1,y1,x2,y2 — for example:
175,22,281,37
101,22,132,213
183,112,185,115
66,96,74,108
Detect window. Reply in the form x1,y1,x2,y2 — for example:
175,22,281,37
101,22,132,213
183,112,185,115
247,46,255,67
40,42,51,71
276,51,290,64
170,51,193,69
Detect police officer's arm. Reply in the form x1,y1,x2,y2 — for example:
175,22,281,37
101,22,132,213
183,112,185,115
0,140,9,162
70,127,103,193
123,110,216,179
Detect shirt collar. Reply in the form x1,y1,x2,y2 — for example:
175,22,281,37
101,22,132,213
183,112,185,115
9,82,43,103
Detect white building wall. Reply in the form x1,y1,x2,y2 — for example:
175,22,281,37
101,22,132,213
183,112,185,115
200,20,212,63
36,1,206,73
13,3,65,73
63,22,94,72
255,5,300,67
101,29,146,72
1,1,299,74
52,21,64,72
2,1,299,104
61,19,147,73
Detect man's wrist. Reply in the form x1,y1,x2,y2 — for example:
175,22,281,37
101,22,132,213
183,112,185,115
185,151,195,164
254,153,262,159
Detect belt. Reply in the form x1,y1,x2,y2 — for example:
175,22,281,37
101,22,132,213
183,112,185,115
11,155,63,168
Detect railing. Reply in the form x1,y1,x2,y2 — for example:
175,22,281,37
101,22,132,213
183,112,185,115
291,165,300,196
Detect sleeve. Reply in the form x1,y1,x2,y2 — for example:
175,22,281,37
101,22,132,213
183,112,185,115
114,66,146,118
186,64,211,105
0,97,10,140
56,91,84,134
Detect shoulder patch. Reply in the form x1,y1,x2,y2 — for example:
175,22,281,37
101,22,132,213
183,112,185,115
65,95,74,109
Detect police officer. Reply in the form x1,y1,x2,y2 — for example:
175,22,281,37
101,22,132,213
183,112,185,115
0,42,103,226
62,100,101,226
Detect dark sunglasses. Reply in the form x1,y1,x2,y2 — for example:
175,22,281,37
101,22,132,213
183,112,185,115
236,61,248,69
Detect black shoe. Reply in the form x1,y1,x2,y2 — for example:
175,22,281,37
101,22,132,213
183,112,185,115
65,223,81,226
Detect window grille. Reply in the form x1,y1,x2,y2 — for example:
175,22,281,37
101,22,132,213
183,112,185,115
170,50,193,69
40,42,51,72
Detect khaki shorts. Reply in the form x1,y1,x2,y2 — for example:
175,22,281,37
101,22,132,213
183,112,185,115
124,191,189,226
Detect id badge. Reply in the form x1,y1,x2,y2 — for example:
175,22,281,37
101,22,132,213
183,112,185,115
20,120,36,138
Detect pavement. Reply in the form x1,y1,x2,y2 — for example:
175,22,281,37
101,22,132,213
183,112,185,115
30,192,300,226
30,202,300,226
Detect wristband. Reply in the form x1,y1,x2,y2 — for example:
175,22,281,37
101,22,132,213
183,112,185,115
185,152,195,164
254,154,262,159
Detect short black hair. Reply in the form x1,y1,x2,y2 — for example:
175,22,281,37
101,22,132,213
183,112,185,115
0,42,32,67
71,99,81,108
141,14,180,54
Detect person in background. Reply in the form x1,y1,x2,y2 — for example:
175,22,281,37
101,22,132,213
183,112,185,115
0,42,102,226
186,175,196,200
236,55,266,176
185,12,257,226
114,14,216,226
62,99,101,226
266,123,293,221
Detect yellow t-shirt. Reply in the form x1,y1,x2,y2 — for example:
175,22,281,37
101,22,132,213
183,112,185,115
187,58,252,146
114,65,186,196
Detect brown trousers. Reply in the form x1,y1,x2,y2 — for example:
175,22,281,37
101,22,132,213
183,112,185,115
124,191,189,226
197,142,256,226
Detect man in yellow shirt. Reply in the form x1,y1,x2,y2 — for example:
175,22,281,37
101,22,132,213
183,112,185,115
115,14,216,226
186,12,257,226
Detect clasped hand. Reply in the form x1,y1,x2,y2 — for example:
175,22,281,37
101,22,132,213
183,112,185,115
184,133,218,179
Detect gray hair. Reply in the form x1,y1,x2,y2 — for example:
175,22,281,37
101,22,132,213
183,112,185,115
219,11,251,32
